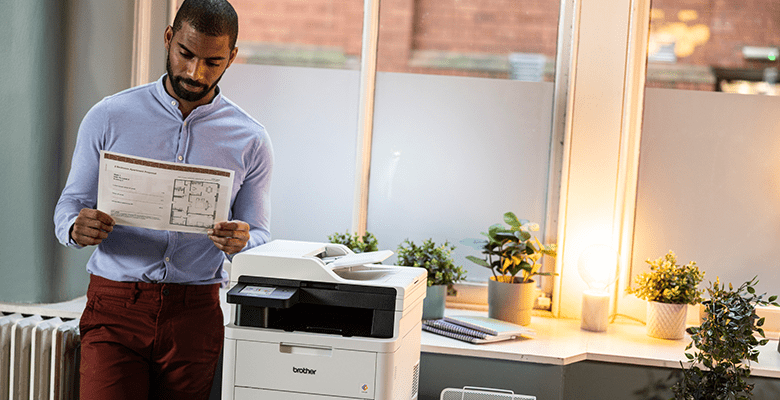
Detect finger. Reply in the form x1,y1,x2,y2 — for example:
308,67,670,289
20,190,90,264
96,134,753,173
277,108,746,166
209,227,249,240
75,216,114,234
73,225,111,241
72,227,110,246
213,220,249,232
209,234,248,255
79,209,116,226
93,210,116,226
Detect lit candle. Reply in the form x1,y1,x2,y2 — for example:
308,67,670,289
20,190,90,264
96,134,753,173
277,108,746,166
581,289,610,332
577,244,619,332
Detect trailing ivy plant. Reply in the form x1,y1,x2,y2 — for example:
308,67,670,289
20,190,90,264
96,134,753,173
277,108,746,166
396,239,467,294
671,276,780,400
327,230,379,254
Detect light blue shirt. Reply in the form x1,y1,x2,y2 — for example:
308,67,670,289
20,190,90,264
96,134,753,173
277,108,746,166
54,75,273,285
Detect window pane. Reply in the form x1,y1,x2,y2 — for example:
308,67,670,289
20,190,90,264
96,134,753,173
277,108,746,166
370,0,562,288
378,0,560,80
231,0,363,69
223,1,364,239
633,0,780,300
646,0,780,94
367,74,555,283
220,65,360,242
632,89,780,297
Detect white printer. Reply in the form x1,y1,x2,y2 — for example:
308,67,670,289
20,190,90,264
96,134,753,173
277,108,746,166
222,240,427,400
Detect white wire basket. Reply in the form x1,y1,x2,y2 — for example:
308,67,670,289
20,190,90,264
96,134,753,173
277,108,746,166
440,386,536,400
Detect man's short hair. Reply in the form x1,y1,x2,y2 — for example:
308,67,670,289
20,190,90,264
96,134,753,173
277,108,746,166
172,0,239,49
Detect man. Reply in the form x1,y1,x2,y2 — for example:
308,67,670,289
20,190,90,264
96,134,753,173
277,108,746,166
53,1,272,398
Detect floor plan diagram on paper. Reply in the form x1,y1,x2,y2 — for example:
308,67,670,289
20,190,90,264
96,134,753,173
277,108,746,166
97,151,234,234
170,179,222,229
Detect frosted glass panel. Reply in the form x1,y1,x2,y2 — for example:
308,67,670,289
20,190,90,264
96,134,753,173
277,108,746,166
219,64,360,242
633,88,780,295
368,72,555,281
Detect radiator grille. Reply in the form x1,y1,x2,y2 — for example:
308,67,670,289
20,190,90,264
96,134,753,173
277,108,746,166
411,361,420,399
1,312,80,400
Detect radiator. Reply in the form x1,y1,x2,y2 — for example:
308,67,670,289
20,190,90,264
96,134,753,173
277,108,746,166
0,311,80,400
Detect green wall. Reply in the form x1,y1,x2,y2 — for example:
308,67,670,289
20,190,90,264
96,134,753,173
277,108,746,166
0,1,65,302
0,0,135,303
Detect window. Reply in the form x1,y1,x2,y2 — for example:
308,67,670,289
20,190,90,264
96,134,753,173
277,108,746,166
646,0,780,94
628,0,780,317
214,0,566,307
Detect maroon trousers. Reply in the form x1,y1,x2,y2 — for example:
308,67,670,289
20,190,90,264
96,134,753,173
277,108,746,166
79,275,223,400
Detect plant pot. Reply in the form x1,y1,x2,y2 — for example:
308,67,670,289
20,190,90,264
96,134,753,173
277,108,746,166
487,277,536,326
422,285,446,320
646,301,687,340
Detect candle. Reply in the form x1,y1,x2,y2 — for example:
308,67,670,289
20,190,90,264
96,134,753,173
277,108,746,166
581,289,610,332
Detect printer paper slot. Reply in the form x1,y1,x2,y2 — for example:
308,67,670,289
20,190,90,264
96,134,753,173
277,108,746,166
279,343,333,357
323,250,393,268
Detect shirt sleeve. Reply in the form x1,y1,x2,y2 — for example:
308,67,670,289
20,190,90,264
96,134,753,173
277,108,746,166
227,131,274,259
53,100,107,247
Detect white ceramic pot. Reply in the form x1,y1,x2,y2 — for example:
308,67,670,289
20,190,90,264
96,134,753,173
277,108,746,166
487,277,536,326
646,301,687,340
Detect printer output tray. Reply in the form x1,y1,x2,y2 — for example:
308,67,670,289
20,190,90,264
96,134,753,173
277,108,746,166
227,276,398,339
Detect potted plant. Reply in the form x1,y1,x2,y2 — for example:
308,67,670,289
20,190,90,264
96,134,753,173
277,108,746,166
626,250,705,339
671,276,779,399
396,239,467,320
463,212,557,325
328,230,379,253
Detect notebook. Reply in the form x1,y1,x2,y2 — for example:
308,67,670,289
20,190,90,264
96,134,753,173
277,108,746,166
422,316,534,344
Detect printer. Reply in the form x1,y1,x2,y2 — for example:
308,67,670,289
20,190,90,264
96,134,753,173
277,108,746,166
222,240,427,400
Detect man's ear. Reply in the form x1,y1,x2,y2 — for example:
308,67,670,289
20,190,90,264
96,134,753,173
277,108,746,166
164,25,173,51
226,46,238,69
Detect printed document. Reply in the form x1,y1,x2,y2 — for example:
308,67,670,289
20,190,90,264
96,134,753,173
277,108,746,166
97,150,234,233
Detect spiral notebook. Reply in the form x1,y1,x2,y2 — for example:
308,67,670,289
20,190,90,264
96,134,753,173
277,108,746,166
422,316,534,344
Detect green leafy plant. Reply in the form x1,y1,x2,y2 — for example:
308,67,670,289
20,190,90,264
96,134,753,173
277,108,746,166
327,230,379,253
396,239,467,294
626,250,704,305
671,276,779,400
463,212,556,283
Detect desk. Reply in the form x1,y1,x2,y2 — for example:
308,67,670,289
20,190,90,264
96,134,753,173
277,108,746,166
418,309,780,400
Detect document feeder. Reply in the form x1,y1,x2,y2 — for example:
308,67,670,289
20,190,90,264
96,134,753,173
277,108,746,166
222,240,427,400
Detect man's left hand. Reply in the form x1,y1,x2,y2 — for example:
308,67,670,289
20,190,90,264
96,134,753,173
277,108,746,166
208,220,250,255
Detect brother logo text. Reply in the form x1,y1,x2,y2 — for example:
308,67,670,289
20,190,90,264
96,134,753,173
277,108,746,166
292,367,317,375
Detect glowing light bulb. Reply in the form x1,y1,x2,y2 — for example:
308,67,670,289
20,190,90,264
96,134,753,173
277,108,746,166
578,244,619,292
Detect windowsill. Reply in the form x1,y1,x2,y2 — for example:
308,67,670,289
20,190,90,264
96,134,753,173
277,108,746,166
422,308,780,379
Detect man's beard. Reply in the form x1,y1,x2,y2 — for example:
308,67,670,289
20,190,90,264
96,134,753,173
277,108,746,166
166,53,224,102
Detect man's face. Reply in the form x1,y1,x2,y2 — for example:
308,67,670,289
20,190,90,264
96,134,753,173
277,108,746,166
164,22,237,103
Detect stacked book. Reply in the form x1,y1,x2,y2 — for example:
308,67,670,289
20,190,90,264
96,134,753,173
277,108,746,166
422,315,535,344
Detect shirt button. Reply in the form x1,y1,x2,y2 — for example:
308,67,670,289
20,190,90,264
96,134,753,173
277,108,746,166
165,257,170,262
171,101,176,106
162,288,170,296
183,121,188,127
177,155,183,161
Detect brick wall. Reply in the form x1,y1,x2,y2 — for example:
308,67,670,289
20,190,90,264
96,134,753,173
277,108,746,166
230,0,780,87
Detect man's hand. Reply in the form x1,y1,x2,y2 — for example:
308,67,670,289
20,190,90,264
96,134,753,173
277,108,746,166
71,209,115,246
208,220,250,255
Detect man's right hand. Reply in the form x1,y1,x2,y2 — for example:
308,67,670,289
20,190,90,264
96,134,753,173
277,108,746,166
71,209,115,247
